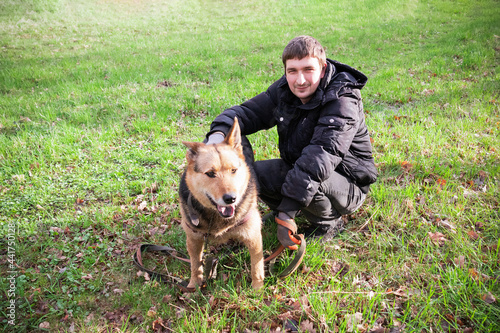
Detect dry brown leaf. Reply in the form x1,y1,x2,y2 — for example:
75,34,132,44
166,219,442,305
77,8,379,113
454,255,465,268
39,322,50,329
81,274,93,280
346,312,363,332
428,232,447,246
300,319,317,333
50,226,64,233
138,201,147,211
467,230,480,240
84,313,94,324
437,219,456,233
147,306,157,317
277,310,293,321
469,268,480,281
481,292,496,304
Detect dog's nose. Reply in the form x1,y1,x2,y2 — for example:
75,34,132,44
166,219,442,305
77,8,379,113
223,194,236,204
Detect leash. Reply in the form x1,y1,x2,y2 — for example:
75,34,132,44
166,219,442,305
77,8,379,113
265,216,306,278
133,213,307,290
132,244,197,292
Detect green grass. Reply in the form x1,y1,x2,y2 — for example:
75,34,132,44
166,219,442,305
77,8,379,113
1,0,499,331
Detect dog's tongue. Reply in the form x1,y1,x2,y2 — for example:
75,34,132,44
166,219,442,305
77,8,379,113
218,205,235,218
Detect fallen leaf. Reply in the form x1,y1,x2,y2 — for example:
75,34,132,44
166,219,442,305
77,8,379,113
400,161,413,170
84,313,95,324
346,312,363,332
113,288,124,294
176,306,186,319
454,255,465,268
300,319,317,333
467,230,480,240
138,201,147,211
437,219,456,233
147,306,157,317
38,321,51,330
368,328,386,333
428,232,447,246
437,178,446,187
277,311,293,321
50,227,64,233
469,268,480,281
481,292,496,304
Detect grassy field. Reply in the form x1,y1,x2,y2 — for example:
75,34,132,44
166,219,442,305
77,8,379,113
1,0,499,331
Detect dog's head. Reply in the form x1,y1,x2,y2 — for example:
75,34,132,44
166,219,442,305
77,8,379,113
182,118,250,219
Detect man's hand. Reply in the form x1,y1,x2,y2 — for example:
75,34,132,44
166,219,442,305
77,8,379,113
206,132,225,145
275,212,301,250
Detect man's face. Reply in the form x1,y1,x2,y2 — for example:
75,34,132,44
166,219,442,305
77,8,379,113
285,56,326,104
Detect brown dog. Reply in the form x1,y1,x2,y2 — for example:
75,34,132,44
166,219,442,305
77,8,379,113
178,118,264,290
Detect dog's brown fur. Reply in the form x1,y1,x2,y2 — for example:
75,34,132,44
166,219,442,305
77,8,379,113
179,118,264,290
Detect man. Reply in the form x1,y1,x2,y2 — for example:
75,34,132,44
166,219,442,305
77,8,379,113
205,36,377,242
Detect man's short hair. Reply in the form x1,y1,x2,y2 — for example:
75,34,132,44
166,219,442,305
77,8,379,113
282,35,326,68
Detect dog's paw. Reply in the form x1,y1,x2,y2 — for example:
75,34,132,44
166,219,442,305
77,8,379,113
251,280,264,290
187,278,203,290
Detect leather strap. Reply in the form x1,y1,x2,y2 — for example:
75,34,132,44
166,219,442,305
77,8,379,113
264,233,306,278
133,215,307,290
133,244,196,292
275,216,301,250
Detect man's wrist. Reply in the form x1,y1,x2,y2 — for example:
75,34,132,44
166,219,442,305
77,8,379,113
206,132,225,145
277,211,294,220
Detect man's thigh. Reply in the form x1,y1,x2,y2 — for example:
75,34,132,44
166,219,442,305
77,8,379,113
316,171,366,216
253,159,291,209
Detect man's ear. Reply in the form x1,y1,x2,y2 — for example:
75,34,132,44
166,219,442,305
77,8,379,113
320,63,327,78
224,117,242,152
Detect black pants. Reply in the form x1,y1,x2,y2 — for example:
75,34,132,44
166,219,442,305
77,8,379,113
242,137,366,228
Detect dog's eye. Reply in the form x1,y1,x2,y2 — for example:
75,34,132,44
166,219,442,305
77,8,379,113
231,168,237,174
205,171,216,178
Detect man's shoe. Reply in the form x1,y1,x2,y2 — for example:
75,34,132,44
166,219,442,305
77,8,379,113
304,219,344,242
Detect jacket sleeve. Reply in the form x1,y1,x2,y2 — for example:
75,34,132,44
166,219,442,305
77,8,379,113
207,80,281,138
277,94,362,211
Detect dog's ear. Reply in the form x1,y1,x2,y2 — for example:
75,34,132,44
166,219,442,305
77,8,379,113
182,141,203,162
224,117,242,152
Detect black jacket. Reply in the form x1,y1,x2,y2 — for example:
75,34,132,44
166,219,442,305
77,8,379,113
208,59,377,213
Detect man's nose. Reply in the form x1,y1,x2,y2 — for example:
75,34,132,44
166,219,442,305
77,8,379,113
297,72,306,84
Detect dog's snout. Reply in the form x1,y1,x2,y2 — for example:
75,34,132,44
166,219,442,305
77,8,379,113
223,194,236,204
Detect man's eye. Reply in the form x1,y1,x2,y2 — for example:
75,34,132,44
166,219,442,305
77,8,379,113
205,171,216,178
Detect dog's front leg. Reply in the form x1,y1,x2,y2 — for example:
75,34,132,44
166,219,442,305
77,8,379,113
185,233,204,289
244,230,265,290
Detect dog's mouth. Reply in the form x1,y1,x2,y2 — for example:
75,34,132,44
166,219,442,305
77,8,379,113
217,205,235,218
207,196,236,218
